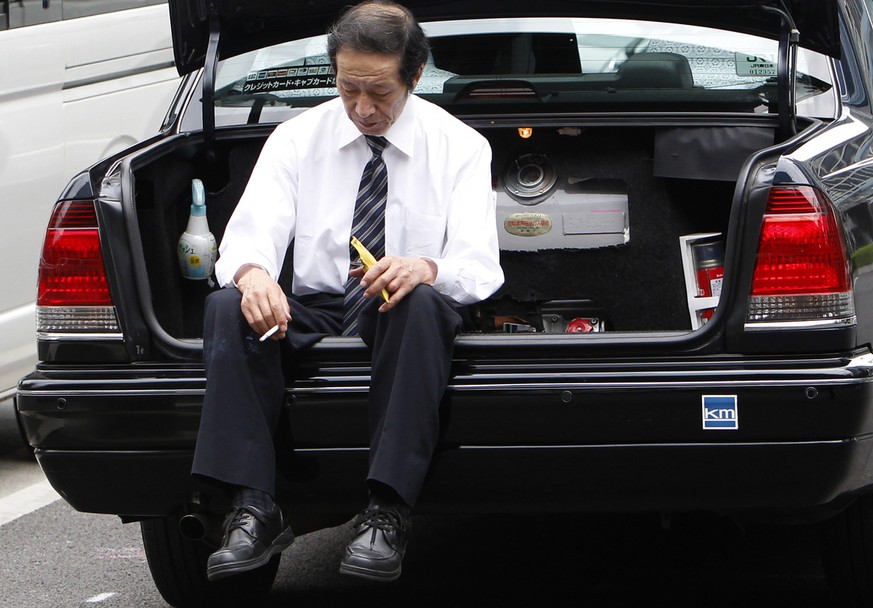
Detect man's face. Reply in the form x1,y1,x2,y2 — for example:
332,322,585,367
335,49,420,136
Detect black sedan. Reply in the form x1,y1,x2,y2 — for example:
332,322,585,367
16,1,873,606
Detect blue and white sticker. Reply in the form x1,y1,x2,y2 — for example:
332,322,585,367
702,395,738,430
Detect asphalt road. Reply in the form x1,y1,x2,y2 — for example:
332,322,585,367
0,399,841,608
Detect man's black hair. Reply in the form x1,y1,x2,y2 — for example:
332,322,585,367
327,0,429,89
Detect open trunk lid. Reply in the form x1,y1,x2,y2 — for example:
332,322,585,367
169,0,840,76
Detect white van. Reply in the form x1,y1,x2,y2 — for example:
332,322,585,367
0,0,180,403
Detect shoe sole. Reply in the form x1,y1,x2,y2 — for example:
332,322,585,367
206,527,295,581
338,560,401,582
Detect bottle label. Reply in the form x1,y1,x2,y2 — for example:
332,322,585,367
178,233,217,280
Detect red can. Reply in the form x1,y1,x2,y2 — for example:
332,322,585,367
566,317,596,333
692,239,724,321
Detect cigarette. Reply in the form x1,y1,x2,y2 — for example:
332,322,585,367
259,324,280,342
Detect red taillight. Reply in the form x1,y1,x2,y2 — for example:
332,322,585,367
747,186,854,325
36,200,119,336
38,201,112,306
752,187,850,295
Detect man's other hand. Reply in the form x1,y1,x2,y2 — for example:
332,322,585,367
353,256,437,312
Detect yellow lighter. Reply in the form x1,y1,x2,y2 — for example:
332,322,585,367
350,236,390,302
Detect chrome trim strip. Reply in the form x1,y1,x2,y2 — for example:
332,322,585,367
18,374,873,399
744,316,857,331
294,438,848,452
295,447,369,453
449,377,873,390
16,388,203,398
288,376,873,395
20,351,873,398
456,439,850,449
37,332,124,342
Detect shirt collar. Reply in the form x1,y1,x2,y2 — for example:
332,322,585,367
337,94,418,158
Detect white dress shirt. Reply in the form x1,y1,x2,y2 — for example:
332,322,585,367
215,94,504,305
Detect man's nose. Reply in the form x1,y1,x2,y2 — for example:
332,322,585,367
355,94,375,117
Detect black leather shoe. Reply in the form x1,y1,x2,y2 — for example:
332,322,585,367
206,505,295,581
339,506,408,582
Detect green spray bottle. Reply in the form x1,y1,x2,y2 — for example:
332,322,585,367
177,179,217,280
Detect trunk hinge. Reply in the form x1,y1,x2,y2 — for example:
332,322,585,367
762,3,799,140
202,12,220,162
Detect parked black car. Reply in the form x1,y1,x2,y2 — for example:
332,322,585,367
16,0,873,605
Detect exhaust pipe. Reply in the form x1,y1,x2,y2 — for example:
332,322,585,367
179,512,224,546
179,512,209,539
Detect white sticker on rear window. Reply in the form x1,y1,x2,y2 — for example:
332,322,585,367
735,54,777,77
242,64,335,93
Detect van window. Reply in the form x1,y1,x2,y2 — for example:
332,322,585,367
7,0,62,28
63,0,166,20
5,0,165,29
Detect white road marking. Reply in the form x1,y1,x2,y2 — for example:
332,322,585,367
85,592,118,603
0,478,61,527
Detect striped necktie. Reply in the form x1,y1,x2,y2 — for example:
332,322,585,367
342,135,388,336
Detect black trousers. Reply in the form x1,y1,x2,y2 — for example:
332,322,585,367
191,284,466,508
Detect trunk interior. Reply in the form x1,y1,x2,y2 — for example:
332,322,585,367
131,123,773,340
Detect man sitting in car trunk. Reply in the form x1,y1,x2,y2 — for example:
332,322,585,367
192,0,503,582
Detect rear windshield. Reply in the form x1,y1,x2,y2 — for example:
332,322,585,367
209,17,836,124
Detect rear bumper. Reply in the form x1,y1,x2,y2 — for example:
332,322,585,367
34,436,873,522
17,350,873,521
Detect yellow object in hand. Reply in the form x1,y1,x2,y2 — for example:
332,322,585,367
351,236,390,302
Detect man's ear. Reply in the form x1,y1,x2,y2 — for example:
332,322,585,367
410,64,425,90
